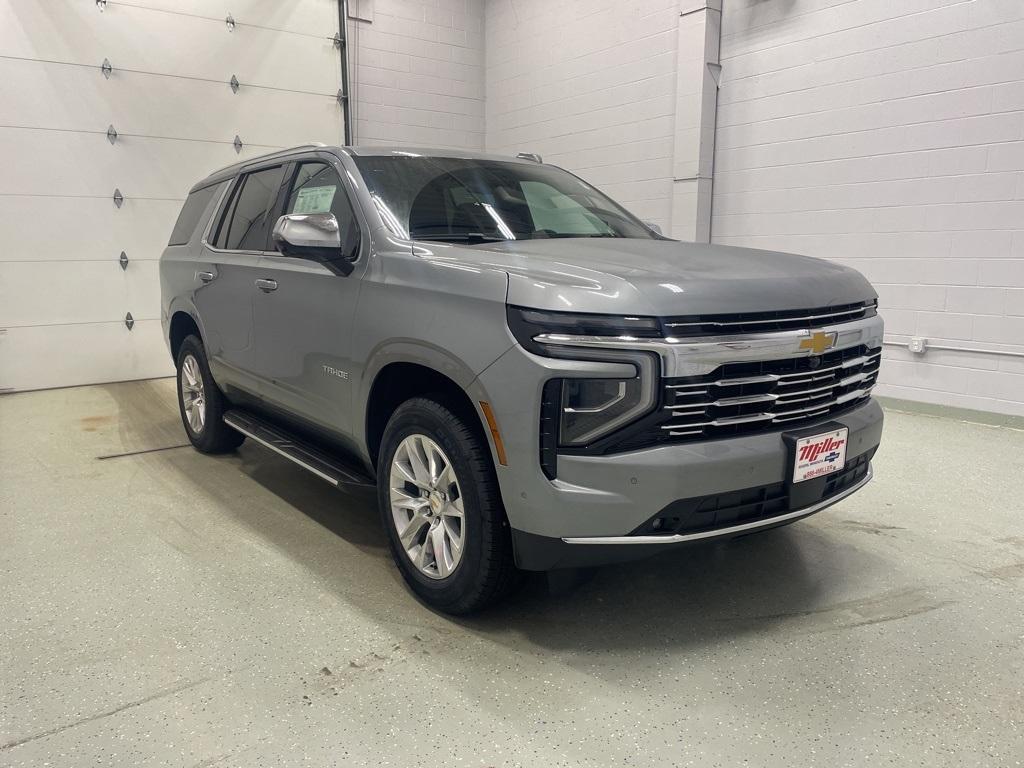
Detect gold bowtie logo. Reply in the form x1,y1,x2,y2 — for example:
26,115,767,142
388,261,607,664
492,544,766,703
799,331,837,355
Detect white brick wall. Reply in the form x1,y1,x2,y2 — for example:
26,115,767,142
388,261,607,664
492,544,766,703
351,0,485,149
713,0,1024,416
484,0,681,227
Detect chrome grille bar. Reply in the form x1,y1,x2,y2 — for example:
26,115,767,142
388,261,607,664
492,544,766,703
661,388,873,434
659,344,880,439
665,304,870,330
665,351,882,393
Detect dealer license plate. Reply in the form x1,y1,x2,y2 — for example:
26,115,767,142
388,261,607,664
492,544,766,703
792,428,848,483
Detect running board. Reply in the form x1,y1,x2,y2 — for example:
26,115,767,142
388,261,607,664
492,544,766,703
223,410,374,487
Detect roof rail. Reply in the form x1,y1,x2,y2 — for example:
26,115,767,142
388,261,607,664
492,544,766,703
214,143,329,174
229,143,327,168
191,143,336,193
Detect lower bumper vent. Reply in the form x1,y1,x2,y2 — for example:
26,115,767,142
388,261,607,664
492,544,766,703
631,450,874,537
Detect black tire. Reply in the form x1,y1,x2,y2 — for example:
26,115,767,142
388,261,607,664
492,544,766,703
175,335,245,454
377,396,518,614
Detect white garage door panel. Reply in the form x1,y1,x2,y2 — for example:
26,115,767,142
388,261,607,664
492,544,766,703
0,59,343,149
111,0,339,38
1,0,346,392
0,321,172,392
0,261,162,328
0,197,184,264
1,1,340,94
0,128,279,199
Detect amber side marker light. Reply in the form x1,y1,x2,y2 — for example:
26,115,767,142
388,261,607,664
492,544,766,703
479,401,508,466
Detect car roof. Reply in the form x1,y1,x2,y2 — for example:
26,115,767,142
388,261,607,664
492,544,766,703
343,145,537,164
190,144,539,192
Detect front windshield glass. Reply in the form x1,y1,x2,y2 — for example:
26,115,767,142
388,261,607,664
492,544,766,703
351,155,658,243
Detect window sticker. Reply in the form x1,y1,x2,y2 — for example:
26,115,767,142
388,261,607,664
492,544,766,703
293,185,337,214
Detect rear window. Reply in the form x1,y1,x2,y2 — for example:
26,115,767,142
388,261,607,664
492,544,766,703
168,184,218,246
213,165,286,251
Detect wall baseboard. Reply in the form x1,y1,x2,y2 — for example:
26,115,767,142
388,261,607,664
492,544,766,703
876,396,1024,431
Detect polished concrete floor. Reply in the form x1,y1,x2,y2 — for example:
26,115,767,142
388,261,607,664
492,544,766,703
1,379,1022,767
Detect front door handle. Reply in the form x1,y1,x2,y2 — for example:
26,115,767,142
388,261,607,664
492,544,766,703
197,271,215,283
255,278,278,293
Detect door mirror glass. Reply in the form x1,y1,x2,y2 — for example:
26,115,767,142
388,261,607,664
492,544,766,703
272,213,343,260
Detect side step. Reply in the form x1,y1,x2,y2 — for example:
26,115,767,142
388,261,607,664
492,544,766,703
223,409,374,488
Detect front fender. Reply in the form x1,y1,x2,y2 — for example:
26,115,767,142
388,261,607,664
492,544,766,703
355,339,507,456
359,339,483,401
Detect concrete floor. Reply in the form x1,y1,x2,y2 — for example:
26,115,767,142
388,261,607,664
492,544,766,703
1,379,1022,768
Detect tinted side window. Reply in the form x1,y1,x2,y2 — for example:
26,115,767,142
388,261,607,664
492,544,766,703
216,165,285,251
168,184,217,246
284,162,360,257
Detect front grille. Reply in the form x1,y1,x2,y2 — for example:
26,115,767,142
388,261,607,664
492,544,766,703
662,301,875,337
631,450,874,537
656,344,881,442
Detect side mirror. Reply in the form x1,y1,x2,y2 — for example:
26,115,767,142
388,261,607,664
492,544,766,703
272,213,345,260
642,220,663,236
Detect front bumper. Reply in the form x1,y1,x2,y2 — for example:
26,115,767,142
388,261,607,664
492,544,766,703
567,464,873,545
511,456,874,570
477,341,884,570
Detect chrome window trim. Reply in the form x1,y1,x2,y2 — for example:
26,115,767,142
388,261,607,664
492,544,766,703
562,465,873,545
201,150,366,259
201,243,277,257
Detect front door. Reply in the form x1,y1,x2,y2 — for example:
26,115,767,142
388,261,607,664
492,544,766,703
251,158,366,438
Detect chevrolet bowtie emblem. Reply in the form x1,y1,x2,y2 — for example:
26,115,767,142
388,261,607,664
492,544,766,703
799,331,837,355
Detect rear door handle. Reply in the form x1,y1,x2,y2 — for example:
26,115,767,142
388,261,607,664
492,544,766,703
255,278,278,293
197,271,214,283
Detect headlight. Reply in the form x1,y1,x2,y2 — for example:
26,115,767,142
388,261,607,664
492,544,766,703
559,375,649,445
510,307,661,475
538,351,657,481
555,350,657,446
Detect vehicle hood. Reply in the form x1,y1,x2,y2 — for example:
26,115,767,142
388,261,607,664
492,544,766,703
440,238,876,316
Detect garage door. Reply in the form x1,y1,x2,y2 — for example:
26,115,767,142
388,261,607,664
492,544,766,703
0,0,345,392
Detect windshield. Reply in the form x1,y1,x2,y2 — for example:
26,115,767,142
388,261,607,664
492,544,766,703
351,155,658,243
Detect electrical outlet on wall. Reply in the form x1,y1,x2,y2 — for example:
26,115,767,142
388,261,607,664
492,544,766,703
909,337,928,354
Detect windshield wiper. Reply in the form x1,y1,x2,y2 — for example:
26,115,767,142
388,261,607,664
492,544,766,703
414,233,508,244
530,232,619,239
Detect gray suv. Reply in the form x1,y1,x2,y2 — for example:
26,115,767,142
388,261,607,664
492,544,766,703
160,144,884,613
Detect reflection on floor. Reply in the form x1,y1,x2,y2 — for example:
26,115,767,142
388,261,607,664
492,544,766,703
1,378,1022,766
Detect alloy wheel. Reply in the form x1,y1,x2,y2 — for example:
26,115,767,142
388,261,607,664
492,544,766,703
388,434,465,579
180,354,206,433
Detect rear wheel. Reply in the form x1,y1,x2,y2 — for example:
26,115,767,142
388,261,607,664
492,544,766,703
175,335,245,454
378,397,518,614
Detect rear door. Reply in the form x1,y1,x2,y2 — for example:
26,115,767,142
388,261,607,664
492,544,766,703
251,156,366,438
193,164,286,395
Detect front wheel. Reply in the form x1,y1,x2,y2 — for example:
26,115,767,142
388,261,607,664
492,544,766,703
378,397,518,614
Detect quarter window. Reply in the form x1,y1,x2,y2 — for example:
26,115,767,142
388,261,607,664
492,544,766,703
168,184,219,246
